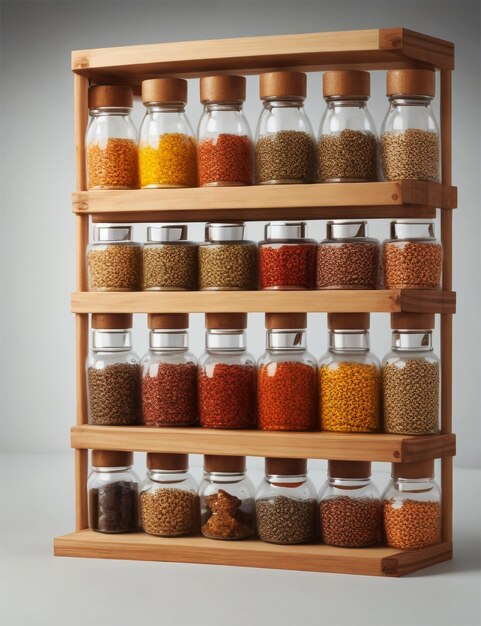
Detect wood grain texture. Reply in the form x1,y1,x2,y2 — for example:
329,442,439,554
75,449,88,530
53,530,453,576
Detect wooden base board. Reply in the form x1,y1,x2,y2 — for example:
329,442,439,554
54,530,452,577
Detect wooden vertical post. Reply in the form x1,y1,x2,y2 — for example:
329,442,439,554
440,69,453,544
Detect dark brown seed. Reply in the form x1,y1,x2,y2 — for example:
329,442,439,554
88,363,141,425
319,496,381,547
256,495,317,544
318,130,377,182
255,131,316,184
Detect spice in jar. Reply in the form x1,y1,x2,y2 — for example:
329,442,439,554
140,488,199,536
88,363,141,425
320,496,381,547
202,489,253,539
383,499,441,549
318,130,377,182
198,134,252,186
256,131,315,184
381,130,439,181
89,482,138,533
142,362,197,427
88,139,138,189
139,134,196,187
256,496,316,544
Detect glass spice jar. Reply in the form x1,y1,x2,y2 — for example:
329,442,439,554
316,221,380,289
258,313,317,431
140,453,199,537
319,314,381,433
381,69,440,182
199,222,257,290
88,450,139,534
142,225,198,291
318,70,378,182
256,458,317,544
139,78,197,188
200,455,255,540
87,225,142,292
383,220,443,289
87,314,141,426
259,221,317,290
198,314,256,429
255,71,315,184
383,461,442,550
141,314,198,427
197,75,253,186
319,461,382,547
86,85,138,190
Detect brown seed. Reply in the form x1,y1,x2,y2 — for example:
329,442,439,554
316,242,379,289
256,496,317,544
383,241,442,289
140,488,199,536
142,244,198,290
88,244,142,291
383,499,441,549
88,363,141,425
255,131,316,184
199,243,257,290
381,129,439,181
318,130,377,182
319,496,382,547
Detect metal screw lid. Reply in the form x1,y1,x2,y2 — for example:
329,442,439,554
265,221,307,240
327,221,367,239
205,222,245,242
390,220,435,240
92,329,132,351
93,225,132,243
147,225,188,242
149,329,188,351
329,330,370,352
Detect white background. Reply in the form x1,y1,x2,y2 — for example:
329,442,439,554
1,1,480,625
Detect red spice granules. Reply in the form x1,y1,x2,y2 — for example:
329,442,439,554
198,363,256,428
198,134,252,186
142,362,198,427
259,244,317,289
258,361,317,430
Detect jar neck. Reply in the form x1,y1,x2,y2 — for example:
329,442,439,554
267,329,306,352
145,103,185,113
147,469,188,482
93,465,131,473
92,329,132,352
203,102,243,112
89,107,132,117
329,330,369,353
392,331,433,352
328,477,371,489
393,477,435,492
206,329,246,353
389,95,433,106
325,97,368,107
204,471,246,483
263,98,305,108
149,330,188,352
390,220,436,240
266,473,307,487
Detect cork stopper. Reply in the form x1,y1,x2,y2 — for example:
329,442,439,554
323,70,370,98
148,313,189,330
141,78,188,104
147,453,188,471
200,75,246,103
259,71,307,100
328,313,370,330
204,455,246,473
265,313,307,329
205,313,247,329
92,450,133,467
265,457,307,476
88,85,133,109
91,313,133,329
328,460,371,479
387,69,435,98
393,460,435,480
391,313,435,330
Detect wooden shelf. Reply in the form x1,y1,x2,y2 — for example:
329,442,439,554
54,530,453,577
71,425,456,463
72,181,457,223
72,28,454,86
71,289,456,315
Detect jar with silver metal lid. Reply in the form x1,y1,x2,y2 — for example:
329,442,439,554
87,225,142,291
199,222,257,290
383,220,443,289
259,221,317,290
142,224,198,291
316,221,379,289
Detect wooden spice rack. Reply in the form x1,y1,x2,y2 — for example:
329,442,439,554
55,27,457,576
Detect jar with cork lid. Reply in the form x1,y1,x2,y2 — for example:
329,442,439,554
316,221,380,290
88,450,139,534
86,85,138,190
140,453,199,537
383,313,440,435
319,314,381,433
87,225,142,292
87,314,141,426
141,314,198,427
318,461,382,547
255,71,315,184
258,313,317,431
138,78,197,188
200,455,255,540
197,75,253,186
142,225,198,291
383,460,442,549
198,313,256,429
256,458,317,544
317,70,378,182
381,69,440,181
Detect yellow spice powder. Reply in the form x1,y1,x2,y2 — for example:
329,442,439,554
319,362,380,432
139,133,197,187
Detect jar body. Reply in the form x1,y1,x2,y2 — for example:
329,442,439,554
319,478,382,547
88,466,139,533
255,100,315,184
318,100,378,182
259,239,317,290
139,105,197,188
383,478,441,549
256,475,317,544
200,472,255,540
316,237,379,289
381,97,439,181
141,349,198,427
87,241,142,291
199,240,257,290
86,109,138,190
140,470,199,536
197,104,253,186
142,241,198,290
383,238,442,289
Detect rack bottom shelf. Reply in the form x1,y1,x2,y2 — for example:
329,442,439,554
54,530,452,577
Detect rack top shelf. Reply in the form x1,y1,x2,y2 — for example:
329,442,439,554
72,28,454,83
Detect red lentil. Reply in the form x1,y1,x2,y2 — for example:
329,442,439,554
198,134,252,186
259,244,317,289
